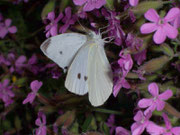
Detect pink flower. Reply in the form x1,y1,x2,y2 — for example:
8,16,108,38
45,11,63,38
131,111,152,135
59,7,77,33
35,112,47,135
113,77,130,97
140,8,179,44
146,121,165,135
116,127,130,135
0,79,14,107
23,80,43,104
73,0,106,12
101,9,125,46
138,82,173,114
171,8,180,28
118,51,133,77
133,50,147,65
106,115,116,134
162,113,180,135
146,113,180,135
0,19,17,39
129,0,139,7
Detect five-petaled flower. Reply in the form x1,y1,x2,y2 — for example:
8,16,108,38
138,82,173,114
73,0,106,12
0,19,17,39
140,8,179,44
35,112,47,135
131,111,152,135
45,11,63,38
23,80,43,104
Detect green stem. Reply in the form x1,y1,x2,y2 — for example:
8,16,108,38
92,108,122,115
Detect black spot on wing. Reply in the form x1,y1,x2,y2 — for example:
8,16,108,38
84,76,88,81
59,51,63,55
41,39,51,53
77,73,81,79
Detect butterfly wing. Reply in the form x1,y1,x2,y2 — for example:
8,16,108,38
88,43,113,106
40,33,87,72
65,44,90,95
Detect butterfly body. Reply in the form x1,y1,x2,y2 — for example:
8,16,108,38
40,31,113,106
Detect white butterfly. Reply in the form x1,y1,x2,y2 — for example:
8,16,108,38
40,30,113,106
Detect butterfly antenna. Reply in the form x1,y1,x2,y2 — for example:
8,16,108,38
77,19,87,33
98,25,110,34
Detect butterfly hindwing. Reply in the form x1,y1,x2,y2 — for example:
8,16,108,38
88,43,113,106
65,44,90,95
40,33,87,72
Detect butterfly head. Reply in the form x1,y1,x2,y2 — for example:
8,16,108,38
88,31,105,46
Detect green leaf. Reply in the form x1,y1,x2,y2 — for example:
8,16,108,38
41,0,56,20
14,116,22,131
82,114,93,132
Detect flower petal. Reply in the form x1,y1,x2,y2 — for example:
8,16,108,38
50,25,58,36
144,9,160,22
8,26,17,34
47,11,55,21
148,82,159,96
5,19,12,27
153,27,166,44
156,99,165,111
83,2,95,11
73,0,86,6
0,27,8,38
146,121,166,135
162,113,172,130
129,0,139,7
163,23,178,39
164,8,180,22
140,23,158,34
30,80,43,92
138,98,152,108
159,90,173,100
134,111,143,122
94,0,106,9
171,127,180,135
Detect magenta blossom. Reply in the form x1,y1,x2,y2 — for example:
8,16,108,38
35,112,47,135
106,115,116,134
171,8,180,28
45,11,63,38
23,80,43,104
131,111,152,135
138,82,173,114
134,49,147,65
101,9,125,46
0,19,17,39
140,8,179,44
0,79,14,107
116,127,130,135
146,113,180,135
73,0,106,12
118,51,133,77
162,113,180,135
59,7,77,33
129,0,139,7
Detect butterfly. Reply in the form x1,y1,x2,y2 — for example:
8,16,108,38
40,30,113,106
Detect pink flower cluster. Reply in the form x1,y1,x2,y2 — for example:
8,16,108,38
113,51,133,97
44,7,77,38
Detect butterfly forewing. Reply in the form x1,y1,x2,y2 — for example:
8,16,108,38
40,33,87,72
65,44,90,95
